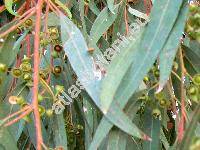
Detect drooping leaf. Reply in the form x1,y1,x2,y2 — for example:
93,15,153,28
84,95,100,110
159,2,189,89
55,0,72,19
107,0,115,14
100,0,184,113
179,103,200,150
143,109,161,150
60,12,148,142
90,5,119,44
183,40,200,73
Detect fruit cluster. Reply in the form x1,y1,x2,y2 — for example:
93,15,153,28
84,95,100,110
16,19,33,35
185,4,200,42
187,74,200,103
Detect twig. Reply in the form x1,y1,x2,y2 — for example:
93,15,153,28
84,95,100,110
4,108,33,127
0,7,36,38
32,0,44,149
124,5,129,35
178,46,187,142
2,105,31,122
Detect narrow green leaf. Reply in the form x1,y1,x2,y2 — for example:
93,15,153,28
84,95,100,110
107,0,115,14
100,0,184,113
128,6,149,20
60,13,148,143
183,40,200,73
55,0,72,19
143,109,161,150
53,114,68,149
159,2,189,89
179,103,200,150
88,0,100,15
90,5,119,44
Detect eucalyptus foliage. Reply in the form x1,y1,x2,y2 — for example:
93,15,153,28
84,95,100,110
0,0,200,150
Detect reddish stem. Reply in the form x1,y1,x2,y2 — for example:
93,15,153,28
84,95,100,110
44,0,50,33
4,108,33,127
2,105,32,122
32,0,44,149
26,35,31,57
0,8,36,38
0,5,5,14
124,6,129,36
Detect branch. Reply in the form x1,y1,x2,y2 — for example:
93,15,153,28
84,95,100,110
32,0,44,149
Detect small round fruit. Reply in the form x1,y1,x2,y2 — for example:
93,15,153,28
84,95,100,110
77,124,83,130
50,28,59,39
16,96,25,105
38,94,44,102
38,105,45,116
154,70,160,78
143,76,149,83
20,62,32,72
187,85,198,96
138,93,148,101
152,108,161,119
55,85,64,93
0,63,7,73
39,71,47,80
189,4,198,12
11,68,22,78
51,50,59,58
50,27,59,34
193,74,200,86
54,45,63,52
25,19,33,26
46,109,53,117
155,92,164,100
21,102,28,108
53,66,62,75
8,96,19,104
9,96,24,105
23,73,32,81
16,27,22,34
159,99,167,108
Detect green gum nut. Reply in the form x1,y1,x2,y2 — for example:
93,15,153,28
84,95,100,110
38,105,45,116
152,108,161,119
11,68,22,78
193,74,200,86
38,94,44,103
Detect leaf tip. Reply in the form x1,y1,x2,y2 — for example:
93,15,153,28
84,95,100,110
143,134,152,141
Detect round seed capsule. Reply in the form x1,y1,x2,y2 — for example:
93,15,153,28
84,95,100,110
46,109,53,117
53,66,62,75
0,63,7,73
193,74,200,86
54,45,63,52
187,85,198,95
25,19,33,26
38,94,44,102
16,27,22,34
51,50,59,58
20,62,32,72
11,68,22,78
38,105,45,116
23,73,32,81
152,108,161,119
